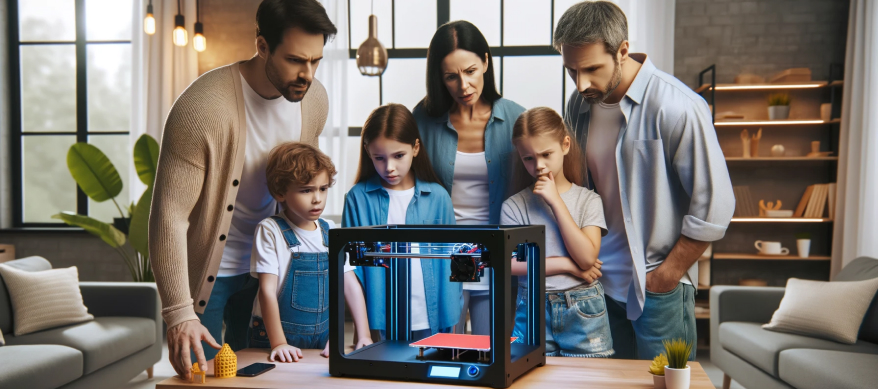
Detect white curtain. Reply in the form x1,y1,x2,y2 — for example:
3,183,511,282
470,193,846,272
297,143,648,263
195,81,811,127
831,0,878,277
316,0,350,217
614,0,675,74
130,0,199,201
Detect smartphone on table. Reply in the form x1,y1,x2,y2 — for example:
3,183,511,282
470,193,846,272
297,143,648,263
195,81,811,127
237,362,276,377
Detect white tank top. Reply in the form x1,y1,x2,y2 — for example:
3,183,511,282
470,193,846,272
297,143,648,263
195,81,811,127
452,151,491,291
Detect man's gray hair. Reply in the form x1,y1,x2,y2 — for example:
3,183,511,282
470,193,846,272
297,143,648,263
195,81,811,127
553,1,628,55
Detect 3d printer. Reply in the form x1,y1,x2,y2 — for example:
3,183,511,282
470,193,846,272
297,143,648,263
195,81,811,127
328,225,545,388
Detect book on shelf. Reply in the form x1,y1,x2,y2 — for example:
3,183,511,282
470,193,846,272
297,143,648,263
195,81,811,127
733,186,758,217
794,185,815,217
795,183,837,218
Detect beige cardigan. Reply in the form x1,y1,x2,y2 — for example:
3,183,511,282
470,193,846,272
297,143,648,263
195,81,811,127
149,63,328,328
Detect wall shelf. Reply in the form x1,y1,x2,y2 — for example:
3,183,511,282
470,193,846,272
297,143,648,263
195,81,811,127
725,157,838,162
695,81,843,93
714,119,840,126
714,253,831,261
730,218,833,223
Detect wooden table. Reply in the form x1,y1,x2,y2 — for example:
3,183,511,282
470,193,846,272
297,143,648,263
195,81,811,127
157,349,713,388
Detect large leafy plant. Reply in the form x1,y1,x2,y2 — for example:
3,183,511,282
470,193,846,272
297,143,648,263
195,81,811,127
53,134,159,282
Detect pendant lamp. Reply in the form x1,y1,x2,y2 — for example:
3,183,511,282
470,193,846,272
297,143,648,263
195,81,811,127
172,0,188,47
193,0,206,52
356,2,387,77
144,0,156,35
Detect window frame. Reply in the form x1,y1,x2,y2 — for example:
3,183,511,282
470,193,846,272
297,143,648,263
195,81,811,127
8,0,132,227
346,0,568,136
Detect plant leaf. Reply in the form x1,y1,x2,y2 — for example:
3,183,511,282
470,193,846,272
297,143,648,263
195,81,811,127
133,134,160,186
52,212,126,248
67,143,122,202
129,186,153,259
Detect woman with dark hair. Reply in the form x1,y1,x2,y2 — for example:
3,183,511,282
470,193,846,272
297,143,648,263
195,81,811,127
412,20,525,336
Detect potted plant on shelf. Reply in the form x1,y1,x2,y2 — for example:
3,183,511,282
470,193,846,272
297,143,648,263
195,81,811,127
649,353,668,389
53,134,159,282
663,338,693,389
768,93,791,120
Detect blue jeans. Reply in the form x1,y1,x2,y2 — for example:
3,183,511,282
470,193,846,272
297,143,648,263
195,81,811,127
193,273,258,361
606,282,696,360
513,282,615,357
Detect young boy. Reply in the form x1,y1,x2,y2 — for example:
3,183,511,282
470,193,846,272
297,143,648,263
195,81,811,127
250,142,372,362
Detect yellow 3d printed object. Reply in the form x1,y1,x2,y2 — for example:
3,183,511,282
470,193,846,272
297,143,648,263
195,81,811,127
190,362,206,383
214,343,237,378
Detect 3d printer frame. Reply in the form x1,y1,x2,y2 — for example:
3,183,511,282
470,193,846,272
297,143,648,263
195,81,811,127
328,225,546,388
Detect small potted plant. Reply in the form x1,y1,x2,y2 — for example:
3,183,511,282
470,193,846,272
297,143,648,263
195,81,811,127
768,93,791,120
649,353,668,389
663,338,693,389
795,232,811,258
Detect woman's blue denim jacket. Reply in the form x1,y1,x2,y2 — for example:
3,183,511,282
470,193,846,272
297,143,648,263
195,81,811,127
412,98,526,224
342,176,461,333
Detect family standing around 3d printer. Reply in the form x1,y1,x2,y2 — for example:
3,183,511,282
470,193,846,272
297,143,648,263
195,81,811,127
149,0,733,378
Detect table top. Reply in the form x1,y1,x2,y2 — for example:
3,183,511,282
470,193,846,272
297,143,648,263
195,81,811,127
157,348,713,389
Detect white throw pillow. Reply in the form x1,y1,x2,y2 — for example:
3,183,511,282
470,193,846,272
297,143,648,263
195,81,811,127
0,264,94,336
763,277,878,344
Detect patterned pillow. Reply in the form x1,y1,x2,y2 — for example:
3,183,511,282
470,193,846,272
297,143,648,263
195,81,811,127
0,264,93,336
763,277,878,344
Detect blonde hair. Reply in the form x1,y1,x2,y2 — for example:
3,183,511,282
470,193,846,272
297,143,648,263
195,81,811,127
511,107,583,190
266,142,337,199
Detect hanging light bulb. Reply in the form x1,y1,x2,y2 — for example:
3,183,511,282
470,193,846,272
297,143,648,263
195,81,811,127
144,0,156,35
193,23,206,52
172,0,187,47
192,0,206,52
356,14,388,76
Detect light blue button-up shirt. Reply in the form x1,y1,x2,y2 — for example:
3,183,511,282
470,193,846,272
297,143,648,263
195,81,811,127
341,176,461,333
412,98,526,224
564,54,735,320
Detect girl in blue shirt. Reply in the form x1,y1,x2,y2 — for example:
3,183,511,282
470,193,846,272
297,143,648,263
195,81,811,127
343,103,461,340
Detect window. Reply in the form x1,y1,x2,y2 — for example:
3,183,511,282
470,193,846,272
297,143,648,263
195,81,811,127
9,0,133,226
346,0,576,135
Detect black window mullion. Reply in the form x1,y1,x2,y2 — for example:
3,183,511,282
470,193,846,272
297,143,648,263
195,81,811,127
9,0,23,226
437,0,449,26
75,0,89,217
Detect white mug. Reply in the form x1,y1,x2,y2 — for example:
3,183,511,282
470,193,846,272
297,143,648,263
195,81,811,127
797,239,811,258
755,240,789,255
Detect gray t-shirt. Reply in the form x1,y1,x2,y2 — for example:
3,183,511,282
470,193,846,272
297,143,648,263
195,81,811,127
500,184,608,291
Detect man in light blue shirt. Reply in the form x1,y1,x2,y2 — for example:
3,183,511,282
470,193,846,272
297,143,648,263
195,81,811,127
555,2,734,360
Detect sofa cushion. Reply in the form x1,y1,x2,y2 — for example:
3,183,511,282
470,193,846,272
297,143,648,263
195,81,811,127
5,316,156,375
835,256,878,343
779,349,878,389
0,256,52,334
719,322,878,377
0,264,94,335
0,344,83,389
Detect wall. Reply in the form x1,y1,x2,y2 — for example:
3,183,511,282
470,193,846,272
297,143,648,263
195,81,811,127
197,0,261,75
674,0,849,88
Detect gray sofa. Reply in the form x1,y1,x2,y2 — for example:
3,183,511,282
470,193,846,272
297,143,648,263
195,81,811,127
710,256,878,389
0,256,162,389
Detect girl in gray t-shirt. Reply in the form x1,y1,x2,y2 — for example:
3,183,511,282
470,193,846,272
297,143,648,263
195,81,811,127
502,107,614,357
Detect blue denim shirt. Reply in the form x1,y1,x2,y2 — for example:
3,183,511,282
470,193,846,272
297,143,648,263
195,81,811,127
412,98,526,224
341,176,461,333
564,54,734,320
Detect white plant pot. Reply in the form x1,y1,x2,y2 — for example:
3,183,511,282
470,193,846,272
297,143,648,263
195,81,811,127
653,374,666,389
797,239,811,258
768,105,790,120
664,366,690,389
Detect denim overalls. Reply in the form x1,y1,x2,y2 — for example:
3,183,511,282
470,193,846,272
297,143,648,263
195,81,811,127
250,217,330,349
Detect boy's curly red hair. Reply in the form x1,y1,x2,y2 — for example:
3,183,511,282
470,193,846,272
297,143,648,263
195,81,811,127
266,142,337,199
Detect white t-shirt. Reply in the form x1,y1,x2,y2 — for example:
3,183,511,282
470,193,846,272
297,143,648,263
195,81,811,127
219,73,303,276
451,151,491,292
385,187,429,331
250,214,352,318
587,102,634,302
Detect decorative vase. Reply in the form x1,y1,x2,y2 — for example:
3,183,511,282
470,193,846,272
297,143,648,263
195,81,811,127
797,239,811,258
664,365,691,389
771,144,785,157
768,105,790,120
653,373,667,389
